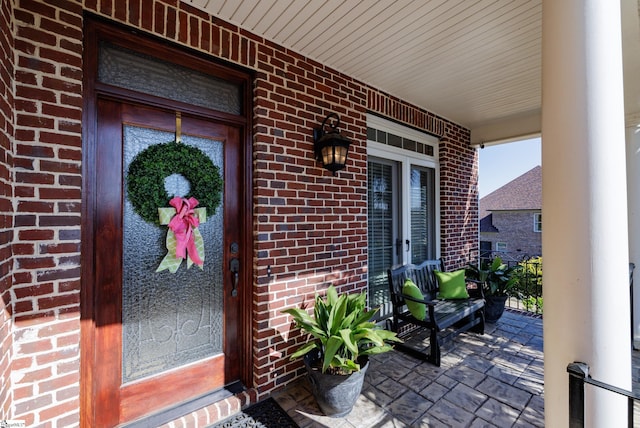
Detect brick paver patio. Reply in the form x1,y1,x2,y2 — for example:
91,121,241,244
274,310,640,427
274,310,545,427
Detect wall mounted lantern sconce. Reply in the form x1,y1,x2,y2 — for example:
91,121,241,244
313,113,351,175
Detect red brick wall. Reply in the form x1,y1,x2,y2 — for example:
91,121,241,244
439,121,479,269
251,36,371,394
0,0,14,420
10,0,84,426
6,0,477,426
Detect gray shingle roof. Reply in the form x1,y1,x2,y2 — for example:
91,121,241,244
479,165,541,220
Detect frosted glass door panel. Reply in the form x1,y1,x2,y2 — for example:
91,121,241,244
121,125,224,383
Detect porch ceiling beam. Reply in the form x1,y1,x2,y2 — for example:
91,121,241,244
470,109,541,147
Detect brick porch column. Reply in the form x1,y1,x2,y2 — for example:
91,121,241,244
542,0,631,426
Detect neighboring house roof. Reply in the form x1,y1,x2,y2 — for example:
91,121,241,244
479,165,542,220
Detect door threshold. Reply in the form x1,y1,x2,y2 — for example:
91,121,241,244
121,381,246,428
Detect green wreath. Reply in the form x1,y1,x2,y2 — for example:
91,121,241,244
126,141,223,225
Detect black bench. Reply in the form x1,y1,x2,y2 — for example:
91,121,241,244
387,259,485,366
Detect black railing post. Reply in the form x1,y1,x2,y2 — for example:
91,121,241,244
630,263,635,347
568,360,639,426
567,362,589,428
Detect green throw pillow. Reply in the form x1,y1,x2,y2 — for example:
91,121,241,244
435,269,469,300
402,278,426,321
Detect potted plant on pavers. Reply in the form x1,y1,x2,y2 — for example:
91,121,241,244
282,285,401,417
467,256,521,323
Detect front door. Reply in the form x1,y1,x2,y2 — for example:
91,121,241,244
89,101,243,425
81,20,251,426
89,101,241,422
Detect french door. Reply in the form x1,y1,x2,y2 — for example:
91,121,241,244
367,118,439,319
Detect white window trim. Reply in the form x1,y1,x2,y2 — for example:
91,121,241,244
496,242,508,252
533,212,542,232
366,114,440,263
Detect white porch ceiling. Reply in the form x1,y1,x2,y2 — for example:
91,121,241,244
186,0,640,145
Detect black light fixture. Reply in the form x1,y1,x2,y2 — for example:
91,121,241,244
313,113,351,175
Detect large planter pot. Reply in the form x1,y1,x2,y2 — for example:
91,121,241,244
485,295,508,323
303,351,369,418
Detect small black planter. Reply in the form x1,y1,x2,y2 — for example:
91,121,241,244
303,351,369,417
485,295,508,323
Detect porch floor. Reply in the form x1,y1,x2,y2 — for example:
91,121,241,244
273,310,640,427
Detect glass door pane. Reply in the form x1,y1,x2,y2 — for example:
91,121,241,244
410,165,436,263
122,125,224,383
367,159,399,317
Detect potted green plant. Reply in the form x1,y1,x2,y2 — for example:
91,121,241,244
282,285,401,417
466,256,521,322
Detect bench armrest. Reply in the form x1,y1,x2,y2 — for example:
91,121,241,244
401,293,439,324
401,293,437,307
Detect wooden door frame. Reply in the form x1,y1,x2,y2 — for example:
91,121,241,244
80,16,253,426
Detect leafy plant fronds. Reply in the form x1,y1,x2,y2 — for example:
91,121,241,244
282,285,402,375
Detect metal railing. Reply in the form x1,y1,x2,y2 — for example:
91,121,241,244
469,250,543,315
567,362,640,427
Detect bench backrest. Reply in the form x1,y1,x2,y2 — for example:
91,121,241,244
387,259,444,306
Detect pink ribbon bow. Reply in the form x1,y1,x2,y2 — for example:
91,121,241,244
167,196,203,266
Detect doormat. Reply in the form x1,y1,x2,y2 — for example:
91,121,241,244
208,398,299,428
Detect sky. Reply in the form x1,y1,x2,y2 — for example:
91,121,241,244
478,137,541,198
